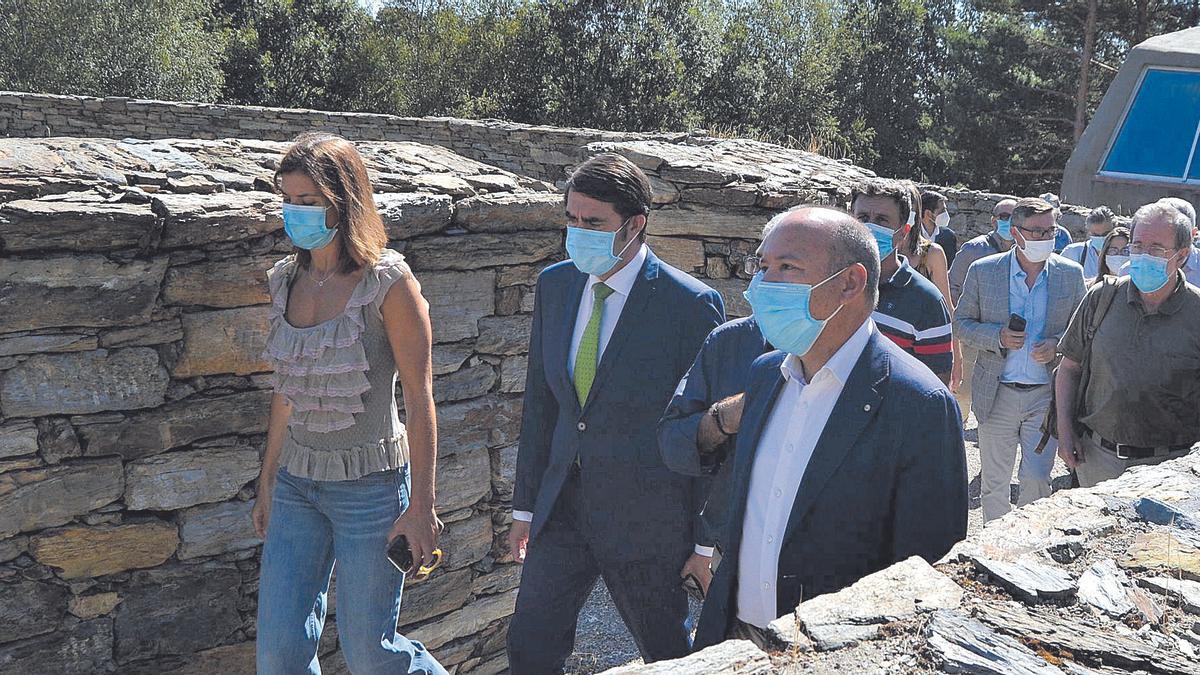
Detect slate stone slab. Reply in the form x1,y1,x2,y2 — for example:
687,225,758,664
0,579,70,644
113,564,242,663
976,600,1198,674
1077,559,1136,617
599,639,773,675
925,609,1061,674
0,348,169,417
0,617,114,675
969,555,1077,603
1138,576,1200,614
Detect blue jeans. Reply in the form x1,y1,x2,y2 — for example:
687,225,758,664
256,466,446,675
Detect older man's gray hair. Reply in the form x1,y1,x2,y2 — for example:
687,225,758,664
1133,201,1194,250
762,206,802,239
1157,197,1197,228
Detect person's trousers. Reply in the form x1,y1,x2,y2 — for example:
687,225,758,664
256,466,446,675
977,383,1056,522
506,470,691,674
1075,433,1193,489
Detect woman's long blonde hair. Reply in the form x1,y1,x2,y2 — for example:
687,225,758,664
275,133,388,273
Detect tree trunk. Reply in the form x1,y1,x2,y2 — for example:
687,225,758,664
1074,0,1098,142
1135,0,1151,45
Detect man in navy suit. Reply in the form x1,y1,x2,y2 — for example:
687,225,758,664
506,154,726,672
675,206,967,648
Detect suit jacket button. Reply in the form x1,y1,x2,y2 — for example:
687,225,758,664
577,421,587,432
863,404,871,412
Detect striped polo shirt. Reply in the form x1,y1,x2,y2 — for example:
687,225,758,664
873,256,953,376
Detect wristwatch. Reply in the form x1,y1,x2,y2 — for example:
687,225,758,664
709,403,733,437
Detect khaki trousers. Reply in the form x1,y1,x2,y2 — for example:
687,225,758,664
1075,434,1194,489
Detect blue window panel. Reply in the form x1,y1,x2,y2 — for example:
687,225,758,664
1104,69,1200,179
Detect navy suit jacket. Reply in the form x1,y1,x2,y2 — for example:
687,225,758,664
514,250,725,562
694,331,967,647
657,317,770,549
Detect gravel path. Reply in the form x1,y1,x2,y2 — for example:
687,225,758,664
566,413,1074,673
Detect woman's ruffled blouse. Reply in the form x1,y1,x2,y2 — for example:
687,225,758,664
262,249,412,480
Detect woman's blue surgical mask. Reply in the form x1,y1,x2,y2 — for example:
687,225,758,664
566,220,636,277
995,218,1013,240
1128,252,1175,293
282,203,337,250
865,222,897,258
743,270,845,357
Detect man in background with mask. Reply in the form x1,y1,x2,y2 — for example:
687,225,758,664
679,206,966,649
507,153,725,671
1062,206,1116,282
954,198,1086,521
1038,192,1074,253
949,198,1017,304
1056,201,1200,488
851,179,953,384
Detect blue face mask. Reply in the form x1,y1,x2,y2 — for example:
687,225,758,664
1088,235,1106,253
865,222,897,258
1128,252,1176,293
282,203,337,250
566,221,636,277
995,218,1013,241
743,270,845,357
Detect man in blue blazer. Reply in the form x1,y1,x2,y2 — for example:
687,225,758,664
506,154,725,672
678,206,967,649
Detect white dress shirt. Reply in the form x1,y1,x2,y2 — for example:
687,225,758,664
512,246,647,525
736,319,873,628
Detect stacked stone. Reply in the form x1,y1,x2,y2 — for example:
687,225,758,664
0,136,565,674
0,91,689,186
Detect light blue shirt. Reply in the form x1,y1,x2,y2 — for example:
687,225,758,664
1000,253,1050,385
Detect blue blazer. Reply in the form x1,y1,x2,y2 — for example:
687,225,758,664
694,331,967,648
514,250,725,560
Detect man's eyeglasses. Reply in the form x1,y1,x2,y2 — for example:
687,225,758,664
1015,225,1056,239
742,255,762,276
1129,243,1178,258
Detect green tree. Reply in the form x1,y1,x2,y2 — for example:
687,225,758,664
0,0,227,101
220,0,401,113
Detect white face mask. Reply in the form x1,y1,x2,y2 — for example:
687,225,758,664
1020,237,1055,263
935,211,951,230
1106,254,1130,275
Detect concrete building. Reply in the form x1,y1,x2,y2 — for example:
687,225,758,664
1063,27,1200,213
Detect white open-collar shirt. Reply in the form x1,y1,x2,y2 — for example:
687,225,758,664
736,319,873,628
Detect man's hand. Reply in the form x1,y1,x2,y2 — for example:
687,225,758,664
680,552,713,597
1031,339,1057,364
1000,325,1026,350
508,520,531,564
715,393,746,435
387,500,444,571
1057,429,1082,469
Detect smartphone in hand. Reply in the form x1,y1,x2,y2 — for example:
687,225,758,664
1008,313,1027,333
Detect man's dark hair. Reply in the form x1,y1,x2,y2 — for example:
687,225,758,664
1086,205,1115,226
1010,197,1055,228
850,178,915,224
828,212,881,307
920,189,946,216
564,153,653,220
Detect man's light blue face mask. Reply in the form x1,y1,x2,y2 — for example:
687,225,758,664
565,217,638,277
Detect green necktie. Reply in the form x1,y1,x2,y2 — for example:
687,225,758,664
573,282,615,405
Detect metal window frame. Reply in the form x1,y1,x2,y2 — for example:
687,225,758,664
1097,65,1200,183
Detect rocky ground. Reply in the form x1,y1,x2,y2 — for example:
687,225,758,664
567,413,1078,673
